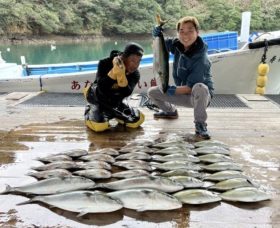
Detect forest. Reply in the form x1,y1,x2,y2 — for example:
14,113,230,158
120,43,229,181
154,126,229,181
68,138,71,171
0,0,279,38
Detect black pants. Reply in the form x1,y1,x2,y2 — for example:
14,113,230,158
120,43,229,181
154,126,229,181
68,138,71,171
85,86,138,123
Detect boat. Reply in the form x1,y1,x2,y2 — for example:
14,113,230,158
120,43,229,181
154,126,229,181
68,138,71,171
1,10,280,95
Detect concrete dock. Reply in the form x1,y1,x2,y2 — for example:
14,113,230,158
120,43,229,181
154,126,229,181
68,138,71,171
0,92,279,228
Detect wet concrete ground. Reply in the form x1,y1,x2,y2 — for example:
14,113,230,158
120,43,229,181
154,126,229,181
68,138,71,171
0,92,279,228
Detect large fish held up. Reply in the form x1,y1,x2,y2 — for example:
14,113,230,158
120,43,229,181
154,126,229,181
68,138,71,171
153,14,169,93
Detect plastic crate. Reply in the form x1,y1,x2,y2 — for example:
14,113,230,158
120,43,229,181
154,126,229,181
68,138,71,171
202,31,238,52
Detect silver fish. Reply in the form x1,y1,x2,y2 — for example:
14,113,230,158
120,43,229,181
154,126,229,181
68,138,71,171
153,14,169,93
220,187,271,202
108,189,182,211
202,162,242,172
1,176,95,195
154,147,197,155
77,161,112,170
169,176,204,188
152,141,194,149
152,153,200,163
31,161,78,171
151,161,201,171
194,140,229,149
112,169,150,179
119,145,154,154
18,191,123,215
114,160,152,171
36,154,72,163
203,170,247,181
73,169,111,179
98,176,183,193
60,149,88,158
26,169,72,179
92,148,119,156
194,146,230,155
123,139,155,147
116,152,151,161
174,189,222,204
208,178,255,191
79,154,115,163
160,169,204,179
198,154,232,163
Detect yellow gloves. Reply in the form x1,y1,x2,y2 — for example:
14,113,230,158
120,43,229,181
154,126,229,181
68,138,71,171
108,57,128,87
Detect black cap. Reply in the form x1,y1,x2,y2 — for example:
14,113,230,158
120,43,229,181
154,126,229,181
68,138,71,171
123,42,144,57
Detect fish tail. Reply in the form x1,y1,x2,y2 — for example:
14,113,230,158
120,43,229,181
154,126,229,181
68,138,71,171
16,198,35,206
16,196,40,206
0,184,13,194
89,183,103,189
156,14,168,27
25,171,36,177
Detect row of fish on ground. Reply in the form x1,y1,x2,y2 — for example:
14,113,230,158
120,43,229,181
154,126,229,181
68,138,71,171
0,136,271,216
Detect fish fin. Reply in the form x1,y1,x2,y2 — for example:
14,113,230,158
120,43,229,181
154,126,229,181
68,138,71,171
246,178,259,188
77,211,88,217
0,184,13,194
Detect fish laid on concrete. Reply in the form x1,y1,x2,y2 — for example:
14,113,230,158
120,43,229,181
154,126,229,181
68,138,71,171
153,14,169,93
208,178,255,191
26,169,72,179
108,189,182,211
112,169,150,179
31,161,78,171
202,162,242,172
194,140,229,149
36,154,73,163
198,154,232,163
160,169,204,179
60,149,88,158
203,170,247,182
124,139,155,147
18,191,123,215
115,152,152,161
98,176,183,193
194,146,230,155
220,187,271,202
152,153,200,163
79,154,115,163
73,169,111,179
151,161,201,171
119,145,155,154
76,161,112,170
114,160,152,171
92,148,119,156
173,189,222,204
1,176,95,195
169,176,204,188
154,146,197,155
152,141,194,149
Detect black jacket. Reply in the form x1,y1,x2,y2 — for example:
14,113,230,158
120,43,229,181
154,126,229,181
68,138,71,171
94,50,140,108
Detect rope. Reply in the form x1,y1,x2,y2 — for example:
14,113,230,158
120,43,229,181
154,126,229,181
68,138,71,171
138,94,159,111
261,39,269,64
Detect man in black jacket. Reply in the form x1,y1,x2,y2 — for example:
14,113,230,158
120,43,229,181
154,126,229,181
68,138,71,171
84,43,145,132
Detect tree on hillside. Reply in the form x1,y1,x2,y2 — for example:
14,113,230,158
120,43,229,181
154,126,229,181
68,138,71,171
102,0,162,35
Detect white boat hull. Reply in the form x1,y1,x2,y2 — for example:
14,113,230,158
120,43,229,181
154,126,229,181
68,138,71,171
1,42,280,94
